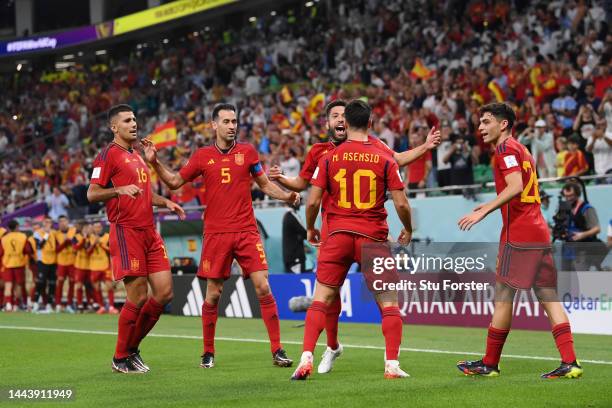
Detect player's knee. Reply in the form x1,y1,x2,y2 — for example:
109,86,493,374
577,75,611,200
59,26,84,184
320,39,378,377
253,281,270,297
157,288,173,305
206,283,223,303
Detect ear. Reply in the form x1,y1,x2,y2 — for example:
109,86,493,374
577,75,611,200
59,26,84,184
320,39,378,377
500,119,508,133
211,120,218,130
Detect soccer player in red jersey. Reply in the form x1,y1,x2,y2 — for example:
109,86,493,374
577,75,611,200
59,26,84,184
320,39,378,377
456,103,582,379
270,99,440,374
291,100,414,380
143,103,299,369
87,104,185,374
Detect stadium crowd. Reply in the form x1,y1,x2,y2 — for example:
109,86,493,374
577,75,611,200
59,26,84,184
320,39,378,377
0,0,611,217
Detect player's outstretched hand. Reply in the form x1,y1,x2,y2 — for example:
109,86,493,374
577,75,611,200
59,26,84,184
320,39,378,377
398,228,412,245
115,184,143,199
286,191,300,206
307,228,321,247
425,126,441,149
141,138,158,163
166,200,186,220
458,204,487,231
268,165,283,181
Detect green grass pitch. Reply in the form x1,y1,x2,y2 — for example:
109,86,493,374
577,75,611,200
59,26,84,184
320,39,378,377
1,313,610,407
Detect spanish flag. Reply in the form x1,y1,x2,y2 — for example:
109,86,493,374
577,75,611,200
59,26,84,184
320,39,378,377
487,80,505,102
149,121,177,149
32,168,46,179
410,58,434,80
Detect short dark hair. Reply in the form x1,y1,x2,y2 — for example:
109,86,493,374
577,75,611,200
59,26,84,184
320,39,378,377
212,103,236,121
58,215,68,221
107,104,133,123
344,99,371,130
568,134,581,144
325,99,347,119
7,219,18,231
479,102,516,131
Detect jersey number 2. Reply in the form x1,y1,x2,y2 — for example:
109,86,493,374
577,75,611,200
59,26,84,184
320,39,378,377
333,168,376,209
520,161,541,203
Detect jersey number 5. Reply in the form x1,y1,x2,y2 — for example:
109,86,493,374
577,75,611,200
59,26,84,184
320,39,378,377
221,167,231,183
520,161,541,203
333,168,376,209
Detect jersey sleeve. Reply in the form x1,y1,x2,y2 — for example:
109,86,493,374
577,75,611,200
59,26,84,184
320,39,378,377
310,155,329,190
179,150,203,182
247,145,264,177
385,159,404,191
373,137,395,156
299,147,318,180
496,143,522,177
90,148,116,186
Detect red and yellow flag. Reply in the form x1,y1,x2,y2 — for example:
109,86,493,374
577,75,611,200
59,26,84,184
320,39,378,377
31,168,46,179
410,58,434,80
148,121,177,149
487,80,506,102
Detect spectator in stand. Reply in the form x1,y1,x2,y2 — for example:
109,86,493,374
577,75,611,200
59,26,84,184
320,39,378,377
443,133,474,189
585,118,612,183
555,136,569,177
45,187,70,222
552,85,577,131
564,135,590,177
598,88,612,133
405,129,431,197
436,121,453,188
280,149,300,179
518,119,556,178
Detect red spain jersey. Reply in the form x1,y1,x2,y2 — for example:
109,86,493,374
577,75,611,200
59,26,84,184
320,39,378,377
311,139,404,241
90,143,154,228
493,137,550,245
179,142,264,233
301,136,394,213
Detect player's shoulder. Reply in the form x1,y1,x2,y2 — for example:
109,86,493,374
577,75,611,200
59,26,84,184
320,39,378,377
309,141,335,158
495,137,523,156
236,141,257,152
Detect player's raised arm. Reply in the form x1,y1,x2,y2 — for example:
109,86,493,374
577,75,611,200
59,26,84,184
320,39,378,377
253,172,300,205
305,184,323,246
458,161,523,231
393,126,441,167
152,192,186,220
142,139,188,190
268,165,310,192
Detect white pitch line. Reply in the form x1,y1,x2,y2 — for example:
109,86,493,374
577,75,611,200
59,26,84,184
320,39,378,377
2,325,611,366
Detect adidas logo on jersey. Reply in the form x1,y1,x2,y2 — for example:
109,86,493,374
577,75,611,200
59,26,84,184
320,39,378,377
207,159,215,165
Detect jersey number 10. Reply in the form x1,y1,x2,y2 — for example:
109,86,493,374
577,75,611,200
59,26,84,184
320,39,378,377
333,168,376,209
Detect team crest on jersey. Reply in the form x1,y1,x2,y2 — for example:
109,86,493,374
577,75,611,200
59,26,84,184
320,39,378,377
202,259,211,273
235,153,244,165
130,259,140,271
